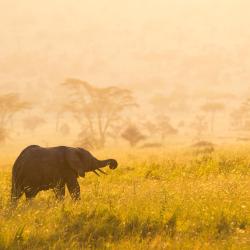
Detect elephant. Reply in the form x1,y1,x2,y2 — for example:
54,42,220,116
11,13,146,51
11,145,118,203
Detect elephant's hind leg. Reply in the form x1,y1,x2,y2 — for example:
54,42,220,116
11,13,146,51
53,183,65,201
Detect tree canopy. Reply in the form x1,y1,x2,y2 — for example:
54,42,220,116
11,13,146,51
62,78,137,148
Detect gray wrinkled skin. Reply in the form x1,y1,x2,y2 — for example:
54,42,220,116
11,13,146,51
11,145,117,203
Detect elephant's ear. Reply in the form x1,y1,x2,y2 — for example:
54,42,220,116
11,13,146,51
65,148,85,177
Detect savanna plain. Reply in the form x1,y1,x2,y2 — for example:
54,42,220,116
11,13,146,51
0,146,249,250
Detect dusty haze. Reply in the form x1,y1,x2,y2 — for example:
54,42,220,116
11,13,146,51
0,0,250,164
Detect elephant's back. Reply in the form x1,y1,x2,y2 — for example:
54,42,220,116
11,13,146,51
12,145,66,187
12,145,40,171
13,145,65,165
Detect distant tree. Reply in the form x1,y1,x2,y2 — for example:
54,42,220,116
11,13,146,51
230,109,245,130
62,78,137,148
143,115,177,142
231,98,250,130
121,124,146,147
190,115,208,141
0,93,30,143
22,115,46,132
75,130,96,150
201,102,225,133
157,115,178,141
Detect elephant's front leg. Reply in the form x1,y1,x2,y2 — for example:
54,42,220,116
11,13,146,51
11,183,23,205
24,187,39,200
66,178,80,201
53,183,65,201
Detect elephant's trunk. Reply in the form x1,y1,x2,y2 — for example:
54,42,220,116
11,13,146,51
93,159,118,170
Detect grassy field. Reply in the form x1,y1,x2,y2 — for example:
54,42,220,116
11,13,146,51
0,146,249,249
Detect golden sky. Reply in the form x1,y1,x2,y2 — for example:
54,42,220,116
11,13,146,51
0,0,250,160
0,0,249,93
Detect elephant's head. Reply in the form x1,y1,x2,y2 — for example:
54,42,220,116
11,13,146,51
66,147,118,177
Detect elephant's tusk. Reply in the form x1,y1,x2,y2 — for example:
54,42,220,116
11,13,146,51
93,170,100,176
97,168,108,175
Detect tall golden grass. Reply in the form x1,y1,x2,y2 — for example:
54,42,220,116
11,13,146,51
0,146,249,249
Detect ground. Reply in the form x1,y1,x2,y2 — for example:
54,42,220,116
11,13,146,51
0,146,249,249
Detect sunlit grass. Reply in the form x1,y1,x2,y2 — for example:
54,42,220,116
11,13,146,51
0,146,249,249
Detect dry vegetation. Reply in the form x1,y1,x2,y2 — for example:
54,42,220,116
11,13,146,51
0,146,249,249
1,1,250,249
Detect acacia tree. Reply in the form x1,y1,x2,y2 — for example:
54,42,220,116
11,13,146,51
190,115,208,141
157,115,178,141
231,98,250,131
201,102,225,133
143,115,177,142
0,93,30,143
121,124,146,147
62,78,137,148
